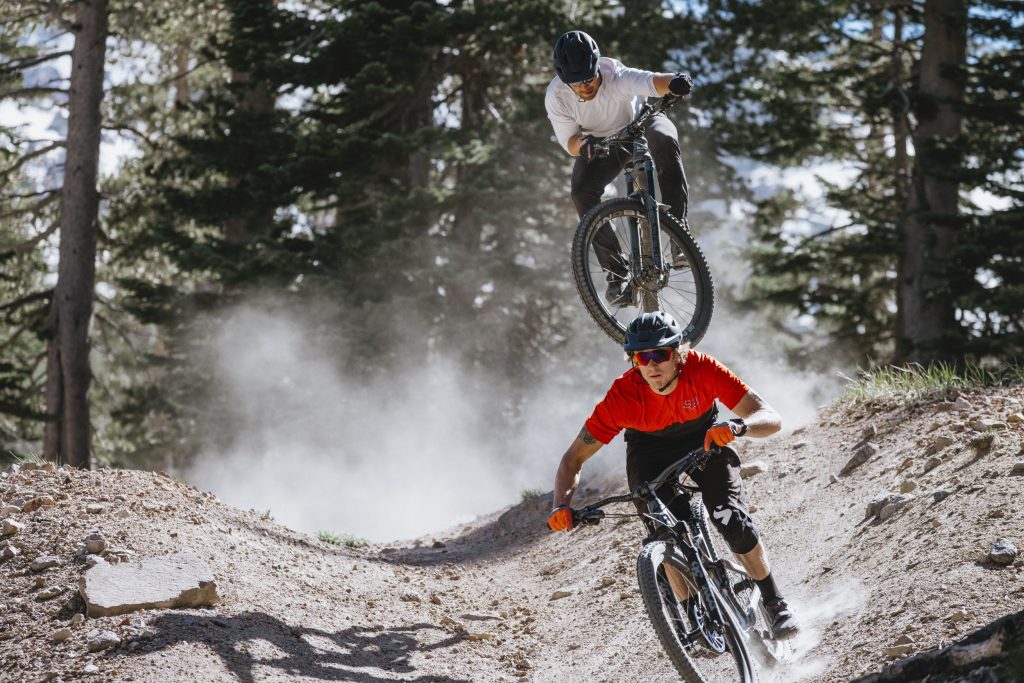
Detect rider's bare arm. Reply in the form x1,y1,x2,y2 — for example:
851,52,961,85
552,426,604,508
651,73,681,97
731,390,782,438
567,133,588,157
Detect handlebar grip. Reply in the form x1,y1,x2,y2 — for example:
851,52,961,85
574,508,605,526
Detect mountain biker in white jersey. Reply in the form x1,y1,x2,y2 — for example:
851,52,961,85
545,30,693,306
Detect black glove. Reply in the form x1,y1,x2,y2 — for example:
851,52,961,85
668,72,693,97
578,134,600,162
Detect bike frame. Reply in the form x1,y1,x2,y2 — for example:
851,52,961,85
576,446,760,647
641,491,733,650
623,138,665,276
594,95,679,283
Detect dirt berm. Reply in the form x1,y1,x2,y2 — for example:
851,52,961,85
2,389,1023,682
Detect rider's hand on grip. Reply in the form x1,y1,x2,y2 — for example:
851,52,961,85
668,72,693,97
704,419,744,450
578,135,600,162
547,505,574,532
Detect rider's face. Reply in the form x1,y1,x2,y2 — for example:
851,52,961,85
635,348,681,393
569,72,601,100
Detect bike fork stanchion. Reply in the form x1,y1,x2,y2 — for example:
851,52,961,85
625,172,643,279
641,156,664,271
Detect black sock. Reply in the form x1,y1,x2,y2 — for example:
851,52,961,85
755,573,782,603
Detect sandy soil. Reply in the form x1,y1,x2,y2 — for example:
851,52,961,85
2,388,1023,682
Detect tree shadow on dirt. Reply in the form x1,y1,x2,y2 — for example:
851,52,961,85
110,612,470,683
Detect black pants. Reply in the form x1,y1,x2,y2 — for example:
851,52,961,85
625,419,760,555
570,113,689,278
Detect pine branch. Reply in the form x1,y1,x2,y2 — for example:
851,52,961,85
156,57,217,89
0,318,36,353
0,190,58,219
0,50,73,74
0,289,52,315
101,123,157,149
0,141,65,179
0,218,59,254
94,311,140,355
4,4,69,27
796,222,861,249
0,86,68,99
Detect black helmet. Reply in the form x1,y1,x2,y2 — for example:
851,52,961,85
623,311,683,352
553,31,600,84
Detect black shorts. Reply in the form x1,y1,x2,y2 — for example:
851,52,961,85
624,411,760,554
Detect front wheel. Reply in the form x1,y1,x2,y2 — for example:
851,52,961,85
636,541,758,683
572,198,714,346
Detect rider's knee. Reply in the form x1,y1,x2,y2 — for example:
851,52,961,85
709,504,760,555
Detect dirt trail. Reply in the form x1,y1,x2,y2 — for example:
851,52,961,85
2,389,1023,682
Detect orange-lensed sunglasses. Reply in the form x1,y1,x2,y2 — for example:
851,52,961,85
631,348,674,366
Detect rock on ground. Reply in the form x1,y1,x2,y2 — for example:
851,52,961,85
79,549,219,617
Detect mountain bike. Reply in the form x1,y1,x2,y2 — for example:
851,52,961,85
571,94,714,346
570,446,787,683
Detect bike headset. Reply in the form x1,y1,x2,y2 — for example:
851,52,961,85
623,311,687,394
553,30,600,84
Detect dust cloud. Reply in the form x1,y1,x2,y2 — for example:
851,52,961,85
185,304,620,543
758,580,866,681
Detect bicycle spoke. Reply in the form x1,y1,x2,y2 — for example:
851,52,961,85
573,198,713,346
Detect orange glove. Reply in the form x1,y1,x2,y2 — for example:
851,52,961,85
547,505,573,532
704,419,746,450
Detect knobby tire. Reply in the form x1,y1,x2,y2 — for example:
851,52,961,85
636,541,758,683
572,198,714,346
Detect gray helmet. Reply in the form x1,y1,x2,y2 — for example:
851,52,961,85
553,31,600,84
623,311,683,352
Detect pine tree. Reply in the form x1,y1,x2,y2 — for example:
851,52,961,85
689,0,1023,365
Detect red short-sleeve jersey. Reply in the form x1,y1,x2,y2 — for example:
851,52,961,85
584,350,749,444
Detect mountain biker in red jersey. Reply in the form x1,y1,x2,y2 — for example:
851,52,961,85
545,30,693,306
546,311,800,639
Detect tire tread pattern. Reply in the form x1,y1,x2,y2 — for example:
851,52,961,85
571,198,714,346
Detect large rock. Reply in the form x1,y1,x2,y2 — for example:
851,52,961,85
842,442,880,476
989,539,1018,566
926,436,954,455
867,493,909,519
79,550,219,617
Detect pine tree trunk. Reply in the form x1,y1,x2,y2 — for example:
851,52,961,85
894,0,966,363
890,4,910,200
174,49,191,107
224,68,275,244
43,0,108,468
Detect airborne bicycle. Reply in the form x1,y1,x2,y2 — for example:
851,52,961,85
571,94,714,346
570,446,788,683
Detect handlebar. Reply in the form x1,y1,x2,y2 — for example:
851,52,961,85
590,94,682,158
571,444,719,526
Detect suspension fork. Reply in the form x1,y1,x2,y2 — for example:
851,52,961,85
641,157,664,269
626,148,664,273
625,171,643,277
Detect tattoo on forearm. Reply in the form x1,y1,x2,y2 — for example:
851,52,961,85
578,426,598,445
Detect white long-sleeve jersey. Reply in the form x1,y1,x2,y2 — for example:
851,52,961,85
544,56,660,154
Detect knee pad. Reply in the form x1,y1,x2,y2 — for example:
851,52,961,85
709,504,759,555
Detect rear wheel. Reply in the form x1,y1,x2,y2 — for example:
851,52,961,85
572,198,714,346
636,541,758,683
